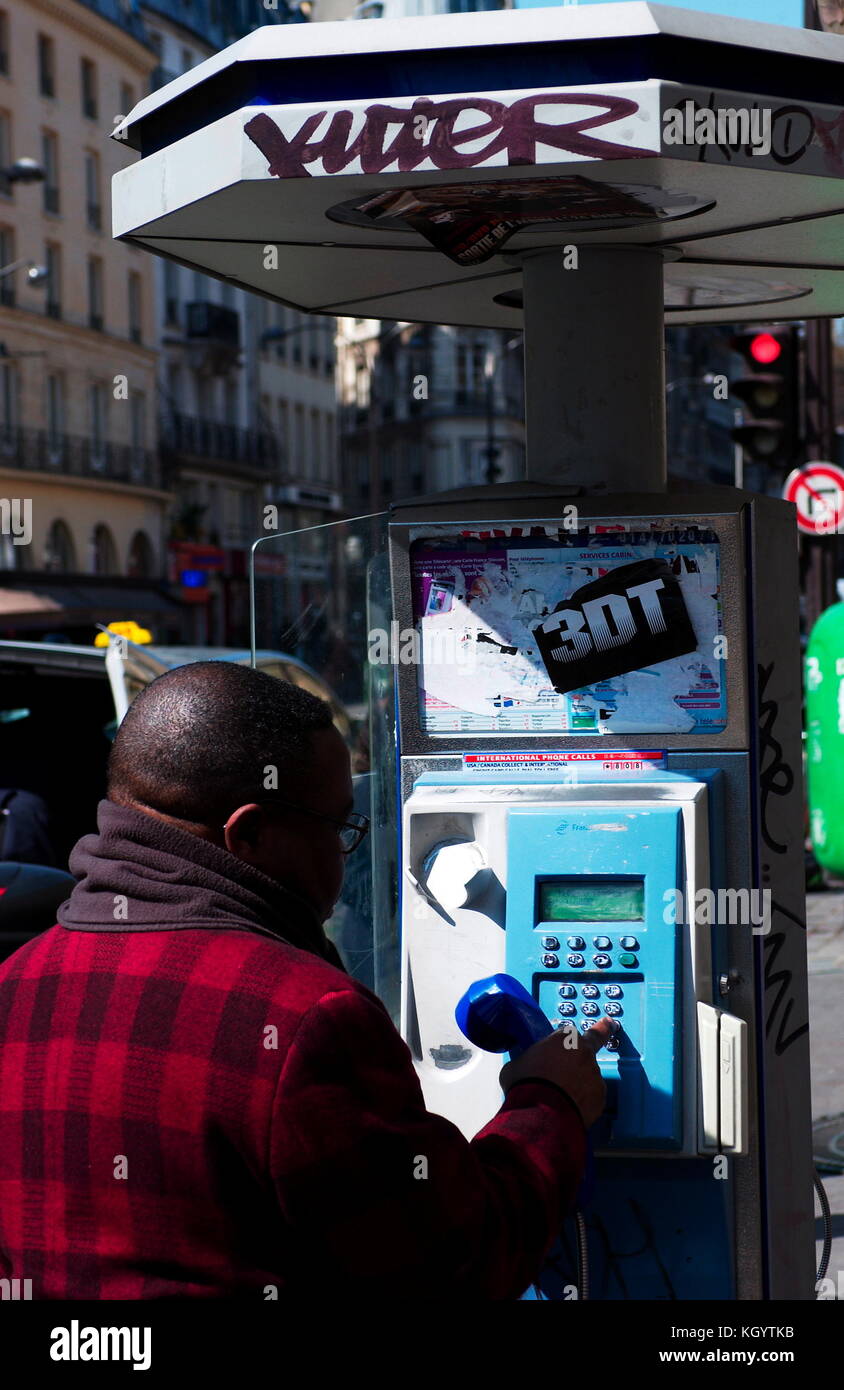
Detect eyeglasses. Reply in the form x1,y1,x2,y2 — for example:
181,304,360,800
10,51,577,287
224,798,370,853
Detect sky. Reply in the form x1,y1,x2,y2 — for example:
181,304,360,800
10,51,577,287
513,0,806,26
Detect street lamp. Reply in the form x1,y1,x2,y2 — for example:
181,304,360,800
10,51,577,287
4,157,45,186
0,258,48,285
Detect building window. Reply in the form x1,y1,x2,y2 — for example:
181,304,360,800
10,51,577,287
128,270,142,343
87,256,104,331
46,374,65,460
130,392,146,479
91,523,117,575
119,81,135,120
44,242,61,318
180,47,193,75
45,519,75,572
128,530,154,578
0,359,17,446
294,403,304,471
311,408,321,478
169,364,183,411
41,130,59,213
84,150,101,230
80,58,97,120
0,111,10,196
163,260,179,324
278,400,289,468
0,12,9,76
0,225,13,305
224,378,238,425
37,34,55,98
324,413,334,483
88,383,106,469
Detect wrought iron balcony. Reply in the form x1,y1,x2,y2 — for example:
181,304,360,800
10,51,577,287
0,425,160,489
185,301,240,348
160,411,274,475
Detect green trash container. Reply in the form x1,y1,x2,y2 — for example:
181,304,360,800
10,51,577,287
806,601,844,874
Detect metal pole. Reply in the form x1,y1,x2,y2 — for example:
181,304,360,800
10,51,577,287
519,246,667,492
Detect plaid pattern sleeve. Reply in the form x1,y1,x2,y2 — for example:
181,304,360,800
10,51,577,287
269,983,588,1299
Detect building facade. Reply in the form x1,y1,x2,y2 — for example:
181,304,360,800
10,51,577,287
140,0,314,646
0,0,171,639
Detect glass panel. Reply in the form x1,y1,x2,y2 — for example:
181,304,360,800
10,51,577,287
249,511,399,1021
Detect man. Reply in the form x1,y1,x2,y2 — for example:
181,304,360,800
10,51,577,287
817,0,844,35
0,662,607,1299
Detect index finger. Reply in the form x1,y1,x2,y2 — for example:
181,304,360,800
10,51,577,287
579,1017,618,1051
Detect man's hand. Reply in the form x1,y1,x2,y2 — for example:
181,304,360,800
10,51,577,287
499,1018,614,1128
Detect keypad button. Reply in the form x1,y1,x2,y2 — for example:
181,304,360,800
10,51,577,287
558,984,577,998
558,1003,577,1017
541,936,560,951
605,1002,623,1017
581,1002,599,1017
604,1036,621,1052
567,936,585,950
582,984,600,999
542,953,560,968
619,952,638,968
593,953,612,969
567,953,585,968
593,936,612,949
620,936,639,951
605,985,623,999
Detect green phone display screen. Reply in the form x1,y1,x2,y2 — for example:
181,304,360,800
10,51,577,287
538,879,645,922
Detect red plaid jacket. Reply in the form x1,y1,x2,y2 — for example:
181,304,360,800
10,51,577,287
0,800,586,1299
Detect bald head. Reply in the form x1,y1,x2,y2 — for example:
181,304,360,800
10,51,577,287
107,662,334,826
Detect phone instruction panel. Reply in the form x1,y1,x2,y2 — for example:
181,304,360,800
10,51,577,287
410,525,725,735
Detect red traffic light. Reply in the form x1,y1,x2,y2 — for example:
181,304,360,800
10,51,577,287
749,332,782,366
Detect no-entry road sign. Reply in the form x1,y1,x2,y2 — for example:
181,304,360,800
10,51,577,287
784,464,844,536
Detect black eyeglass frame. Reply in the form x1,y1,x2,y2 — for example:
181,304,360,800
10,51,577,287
223,798,370,854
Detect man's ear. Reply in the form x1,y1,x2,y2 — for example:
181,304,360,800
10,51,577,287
223,804,265,857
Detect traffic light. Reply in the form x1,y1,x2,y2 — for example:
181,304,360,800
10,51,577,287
729,327,800,467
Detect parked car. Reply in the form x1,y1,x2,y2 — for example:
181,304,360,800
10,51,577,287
0,638,354,867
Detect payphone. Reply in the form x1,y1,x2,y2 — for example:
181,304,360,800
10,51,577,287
389,482,813,1300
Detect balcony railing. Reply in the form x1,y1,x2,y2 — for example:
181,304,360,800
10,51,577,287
0,425,160,488
340,389,523,430
185,300,240,348
160,411,274,474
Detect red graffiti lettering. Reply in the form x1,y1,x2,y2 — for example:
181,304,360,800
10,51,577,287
244,92,651,178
